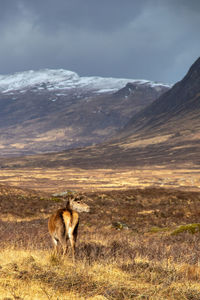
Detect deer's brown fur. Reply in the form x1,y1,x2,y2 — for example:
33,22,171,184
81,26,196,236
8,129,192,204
48,195,89,262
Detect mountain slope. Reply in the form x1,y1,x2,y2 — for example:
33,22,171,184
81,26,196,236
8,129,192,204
95,57,200,167
0,69,168,156
122,57,200,136
96,56,200,167
4,57,200,168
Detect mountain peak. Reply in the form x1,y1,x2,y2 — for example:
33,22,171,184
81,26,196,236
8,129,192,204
0,69,79,93
122,56,200,136
188,56,200,72
0,68,170,94
181,56,200,84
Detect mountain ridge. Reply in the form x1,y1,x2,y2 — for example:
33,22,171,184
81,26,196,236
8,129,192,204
3,57,199,168
121,57,200,137
0,69,169,156
0,68,169,94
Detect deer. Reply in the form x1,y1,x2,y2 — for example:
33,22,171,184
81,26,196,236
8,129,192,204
48,194,90,262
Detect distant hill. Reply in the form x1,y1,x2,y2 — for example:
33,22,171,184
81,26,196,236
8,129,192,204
3,57,200,169
0,69,168,156
122,56,200,136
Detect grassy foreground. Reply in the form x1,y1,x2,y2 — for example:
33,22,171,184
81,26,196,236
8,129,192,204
1,236,200,300
1,246,200,300
1,184,200,299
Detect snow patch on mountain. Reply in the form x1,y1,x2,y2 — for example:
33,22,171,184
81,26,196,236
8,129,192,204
0,69,170,94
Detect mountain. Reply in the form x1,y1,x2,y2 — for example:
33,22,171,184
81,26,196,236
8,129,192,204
122,57,200,136
106,56,200,167
0,69,169,156
4,57,200,169
86,56,200,168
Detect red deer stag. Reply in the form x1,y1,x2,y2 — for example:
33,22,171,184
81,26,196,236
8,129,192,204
48,194,90,262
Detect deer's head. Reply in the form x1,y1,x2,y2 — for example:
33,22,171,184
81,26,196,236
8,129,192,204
67,194,90,213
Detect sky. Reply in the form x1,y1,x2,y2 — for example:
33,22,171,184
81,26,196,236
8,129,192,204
0,0,200,84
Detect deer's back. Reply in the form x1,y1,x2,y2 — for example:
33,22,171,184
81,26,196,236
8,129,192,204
48,208,79,236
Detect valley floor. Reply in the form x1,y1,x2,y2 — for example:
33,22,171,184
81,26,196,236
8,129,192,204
0,166,200,192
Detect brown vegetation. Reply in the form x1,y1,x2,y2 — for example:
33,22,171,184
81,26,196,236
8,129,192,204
1,184,200,298
0,167,199,193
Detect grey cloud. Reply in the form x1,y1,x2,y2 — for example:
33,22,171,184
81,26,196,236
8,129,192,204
0,0,200,84
22,0,148,33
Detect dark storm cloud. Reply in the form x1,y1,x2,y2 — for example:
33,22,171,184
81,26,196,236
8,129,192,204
0,0,200,84
21,0,148,32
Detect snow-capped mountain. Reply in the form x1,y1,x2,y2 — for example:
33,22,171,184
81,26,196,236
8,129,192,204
0,69,169,95
0,69,170,157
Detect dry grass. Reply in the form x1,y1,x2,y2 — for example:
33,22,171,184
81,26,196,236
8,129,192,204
0,167,200,193
1,235,200,299
1,184,200,298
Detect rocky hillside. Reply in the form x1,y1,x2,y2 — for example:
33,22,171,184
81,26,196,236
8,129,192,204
0,69,168,156
122,57,200,136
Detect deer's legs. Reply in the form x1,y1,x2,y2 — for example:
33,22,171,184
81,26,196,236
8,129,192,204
52,238,59,255
58,235,68,257
69,235,75,263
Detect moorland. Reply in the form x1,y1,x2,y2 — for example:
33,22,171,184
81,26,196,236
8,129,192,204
0,168,200,299
1,58,200,299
